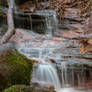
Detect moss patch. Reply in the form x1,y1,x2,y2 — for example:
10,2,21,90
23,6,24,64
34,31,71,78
3,85,56,92
3,85,32,92
0,49,33,91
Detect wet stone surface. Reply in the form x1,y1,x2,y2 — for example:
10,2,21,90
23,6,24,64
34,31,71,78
10,7,92,90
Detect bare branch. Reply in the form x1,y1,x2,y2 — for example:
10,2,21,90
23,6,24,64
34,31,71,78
0,0,15,44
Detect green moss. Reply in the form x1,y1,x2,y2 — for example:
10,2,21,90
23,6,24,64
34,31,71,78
3,85,32,92
8,50,33,84
3,85,56,92
0,49,33,91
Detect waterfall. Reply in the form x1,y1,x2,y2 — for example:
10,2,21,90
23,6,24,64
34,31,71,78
32,63,61,90
36,10,58,35
58,62,92,89
18,46,62,90
61,62,69,87
14,8,92,91
18,45,92,90
14,10,58,35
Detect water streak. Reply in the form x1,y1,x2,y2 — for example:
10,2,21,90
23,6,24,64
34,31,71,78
32,63,61,90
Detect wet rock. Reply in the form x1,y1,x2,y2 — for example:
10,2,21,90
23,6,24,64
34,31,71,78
61,31,80,39
14,10,57,34
31,59,42,63
64,8,85,22
30,82,55,91
14,0,30,6
84,12,92,36
0,43,15,54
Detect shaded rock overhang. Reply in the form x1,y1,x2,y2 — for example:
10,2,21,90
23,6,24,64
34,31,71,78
14,0,32,6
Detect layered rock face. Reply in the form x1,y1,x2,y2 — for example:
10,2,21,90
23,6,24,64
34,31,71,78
0,0,92,91
15,0,91,19
11,0,92,65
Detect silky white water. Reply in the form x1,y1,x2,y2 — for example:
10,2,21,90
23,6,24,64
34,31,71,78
58,87,88,92
33,63,61,90
15,9,92,92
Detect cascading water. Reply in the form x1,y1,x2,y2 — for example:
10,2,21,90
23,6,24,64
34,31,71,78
14,10,58,35
60,62,76,87
14,7,92,92
21,46,62,90
57,61,92,89
32,63,61,90
18,44,62,90
61,62,68,86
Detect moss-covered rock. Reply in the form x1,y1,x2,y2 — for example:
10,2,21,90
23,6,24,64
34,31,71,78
3,85,32,92
3,85,56,92
0,49,33,91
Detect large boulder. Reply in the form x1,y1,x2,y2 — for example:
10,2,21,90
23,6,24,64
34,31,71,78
0,48,33,91
3,84,56,92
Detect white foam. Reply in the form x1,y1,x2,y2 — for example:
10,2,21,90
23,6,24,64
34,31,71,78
58,88,87,92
